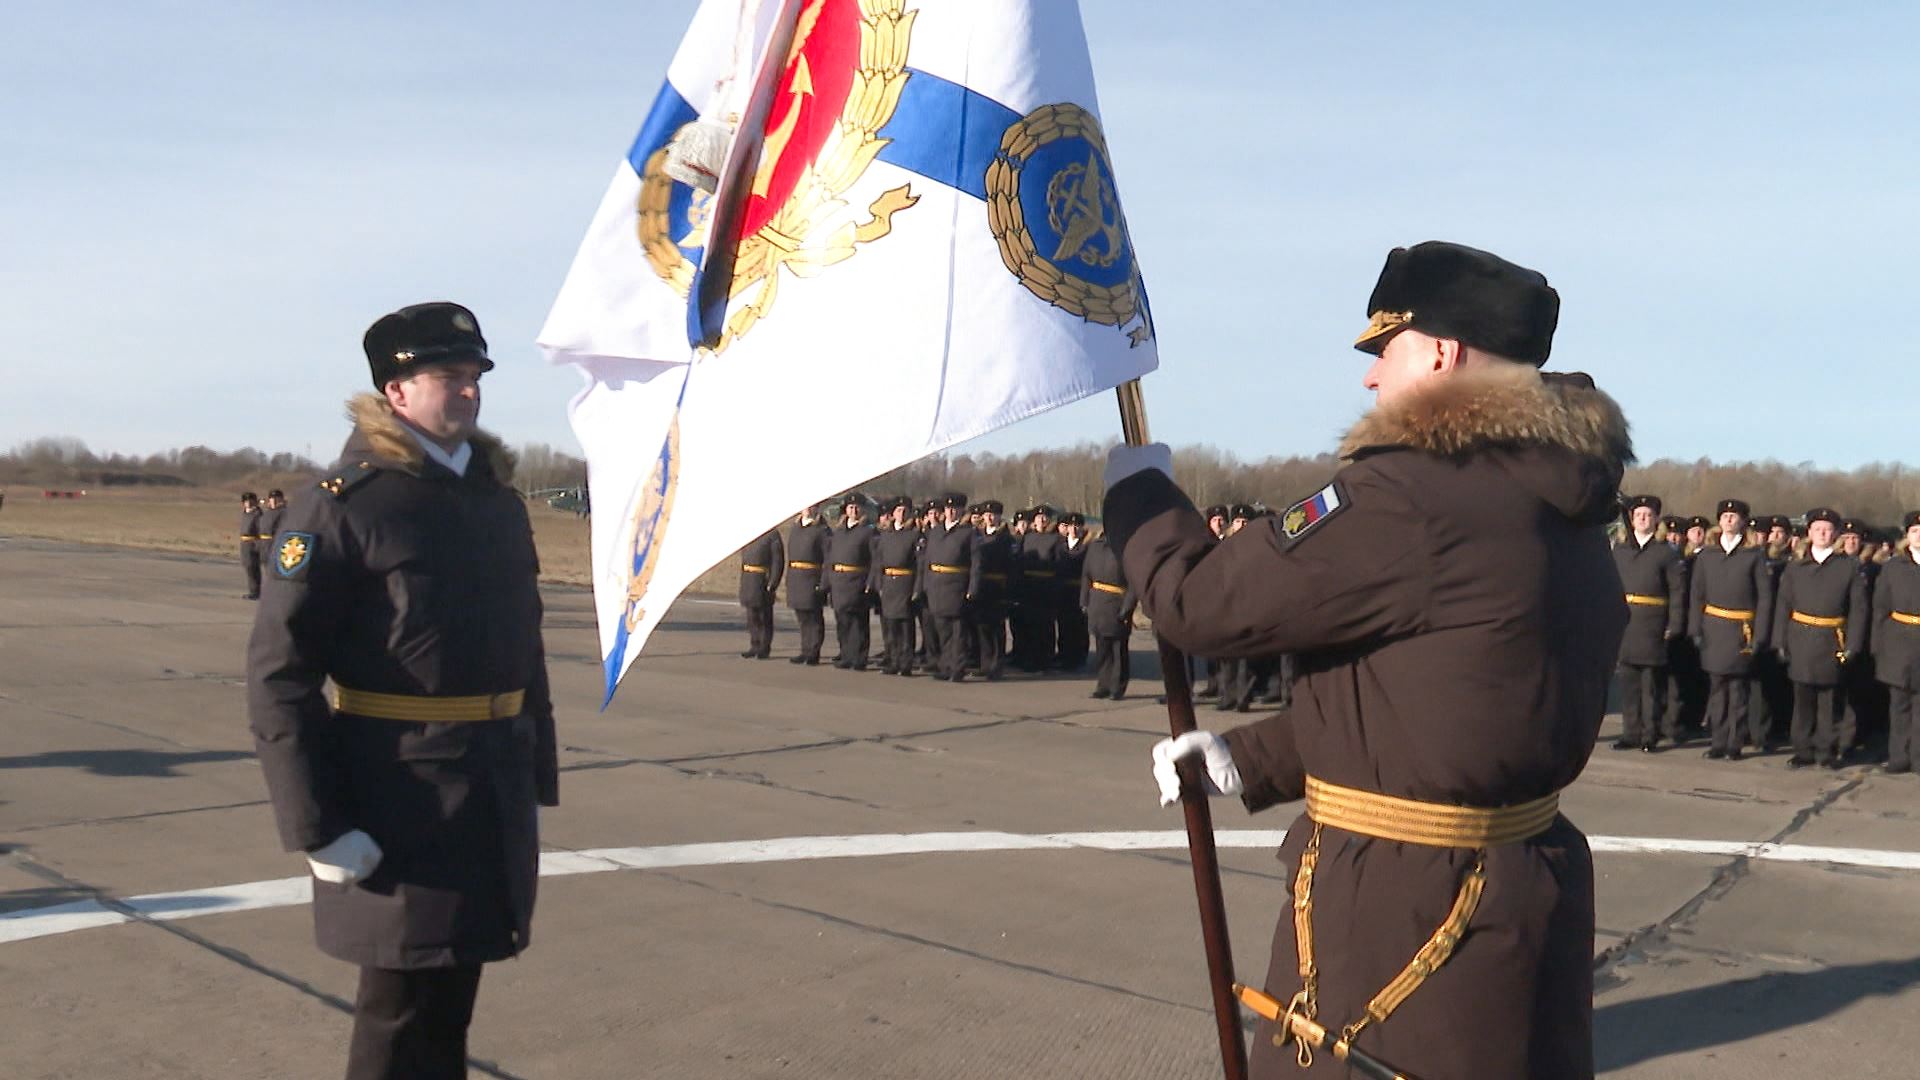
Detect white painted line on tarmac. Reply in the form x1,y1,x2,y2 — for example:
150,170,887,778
6,830,1917,947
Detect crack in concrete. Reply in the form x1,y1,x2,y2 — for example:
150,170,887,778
558,716,1026,774
12,797,273,834
655,868,1209,1016
0,849,531,1080
1592,773,1867,984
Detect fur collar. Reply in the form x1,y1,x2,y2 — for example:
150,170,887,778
1339,368,1633,467
346,393,515,483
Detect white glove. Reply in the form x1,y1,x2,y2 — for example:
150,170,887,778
1104,443,1174,491
306,829,383,885
1151,730,1243,807
664,120,732,193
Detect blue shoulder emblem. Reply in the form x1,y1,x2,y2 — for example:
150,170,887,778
275,532,316,578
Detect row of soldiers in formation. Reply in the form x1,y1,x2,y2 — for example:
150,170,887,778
236,489,287,599
1613,495,1920,773
737,495,1297,707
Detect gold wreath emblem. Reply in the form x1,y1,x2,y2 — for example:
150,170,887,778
635,0,920,353
624,411,681,633
277,535,309,573
985,103,1151,346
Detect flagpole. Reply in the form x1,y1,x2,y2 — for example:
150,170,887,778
1115,379,1249,1080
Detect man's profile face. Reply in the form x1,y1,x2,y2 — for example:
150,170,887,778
1908,525,1920,552
1362,329,1456,407
386,360,483,445
1630,507,1656,534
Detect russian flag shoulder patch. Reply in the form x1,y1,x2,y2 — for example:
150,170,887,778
1278,481,1346,547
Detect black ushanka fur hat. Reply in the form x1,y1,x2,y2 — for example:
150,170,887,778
1353,241,1560,366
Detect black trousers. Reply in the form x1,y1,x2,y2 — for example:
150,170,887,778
1791,682,1850,762
970,610,1005,678
1705,674,1765,752
1010,603,1054,670
915,603,937,665
1093,633,1130,697
833,604,871,667
1055,607,1089,670
1889,687,1916,770
743,602,774,657
1617,663,1671,743
792,608,825,661
881,617,913,673
346,965,482,1080
933,614,968,679
242,544,262,598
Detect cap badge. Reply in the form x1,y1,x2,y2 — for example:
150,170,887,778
451,312,476,333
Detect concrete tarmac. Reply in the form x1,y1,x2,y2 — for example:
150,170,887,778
3,538,1918,1078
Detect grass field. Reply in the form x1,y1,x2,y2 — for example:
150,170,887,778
0,487,747,597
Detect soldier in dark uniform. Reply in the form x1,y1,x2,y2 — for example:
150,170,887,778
918,493,980,681
1117,241,1627,1079
1079,528,1135,699
738,526,784,659
785,504,830,665
1839,518,1888,757
1666,514,1711,734
248,302,556,1080
1690,499,1776,760
914,500,941,671
1010,508,1030,539
258,489,287,554
1752,514,1797,744
238,491,264,599
1874,512,1920,773
1612,495,1687,751
872,497,921,675
972,500,1015,680
1054,512,1092,671
1774,508,1871,768
1013,503,1060,671
825,494,878,670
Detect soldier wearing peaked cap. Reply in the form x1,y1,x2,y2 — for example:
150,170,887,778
1690,498,1775,760
247,302,556,1079
872,496,922,676
826,494,879,670
971,500,1015,679
786,504,831,665
1079,525,1135,699
1110,241,1628,1079
1012,504,1061,672
738,525,784,659
918,493,981,681
238,491,264,599
1775,508,1871,768
1873,512,1920,774
1612,495,1687,751
1054,512,1093,671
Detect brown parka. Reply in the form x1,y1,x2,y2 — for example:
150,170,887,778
1103,368,1631,1080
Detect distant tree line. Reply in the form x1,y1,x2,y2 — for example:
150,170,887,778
10,437,1920,530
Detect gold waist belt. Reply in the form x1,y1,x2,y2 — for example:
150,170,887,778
1624,593,1668,606
831,563,869,573
981,572,1008,583
929,563,967,574
1891,611,1920,627
1090,581,1125,595
1703,604,1754,621
883,567,913,577
1791,611,1845,629
1303,776,1560,848
333,685,525,723
741,564,768,573
787,560,820,569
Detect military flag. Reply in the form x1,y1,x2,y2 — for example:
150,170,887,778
540,0,1158,701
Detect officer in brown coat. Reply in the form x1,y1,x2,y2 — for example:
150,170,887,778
1689,499,1775,759
1112,241,1628,1079
1612,495,1688,750
248,302,557,1079
1774,507,1871,767
1874,512,1920,773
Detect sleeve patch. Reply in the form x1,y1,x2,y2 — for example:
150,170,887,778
274,532,316,578
1278,482,1347,548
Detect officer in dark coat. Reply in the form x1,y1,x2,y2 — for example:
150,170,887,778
918,493,981,680
1665,514,1711,733
872,497,921,675
914,500,941,671
738,526,784,659
971,500,1015,679
1012,504,1061,670
1054,512,1092,671
1874,512,1920,773
1689,499,1776,759
826,494,878,670
1839,518,1889,756
1115,242,1628,1080
1611,494,1687,751
1774,507,1871,767
1079,530,1135,698
238,491,264,598
785,505,831,665
258,488,287,552
248,302,557,1079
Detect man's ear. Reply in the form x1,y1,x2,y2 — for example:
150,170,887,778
382,377,407,410
1432,337,1464,375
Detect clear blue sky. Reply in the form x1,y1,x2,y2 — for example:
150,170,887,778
4,2,1913,469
